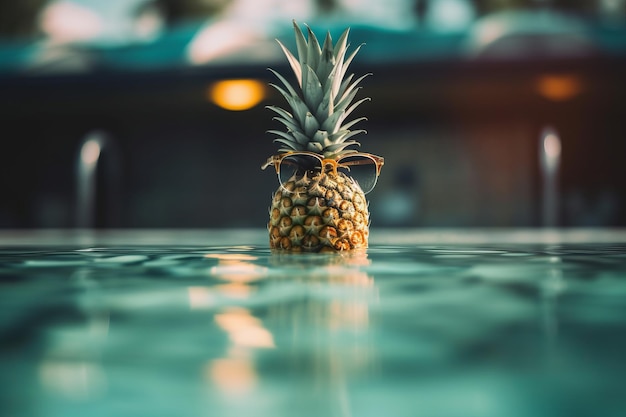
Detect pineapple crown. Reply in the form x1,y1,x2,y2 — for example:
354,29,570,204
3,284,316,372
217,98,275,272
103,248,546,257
267,20,370,159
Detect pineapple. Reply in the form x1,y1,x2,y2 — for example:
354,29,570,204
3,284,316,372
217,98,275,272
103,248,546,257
262,21,383,252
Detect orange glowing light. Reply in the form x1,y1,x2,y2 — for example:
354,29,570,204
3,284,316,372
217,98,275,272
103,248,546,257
209,79,266,111
536,75,583,102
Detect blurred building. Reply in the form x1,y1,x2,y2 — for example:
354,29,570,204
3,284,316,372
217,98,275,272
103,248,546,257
0,0,625,228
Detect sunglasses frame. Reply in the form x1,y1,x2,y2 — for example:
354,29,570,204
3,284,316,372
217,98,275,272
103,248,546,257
262,151,384,194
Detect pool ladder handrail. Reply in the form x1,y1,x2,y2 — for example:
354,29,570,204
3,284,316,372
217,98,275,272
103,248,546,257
75,130,121,228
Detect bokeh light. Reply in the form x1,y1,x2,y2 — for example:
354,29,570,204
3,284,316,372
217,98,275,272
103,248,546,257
208,79,267,111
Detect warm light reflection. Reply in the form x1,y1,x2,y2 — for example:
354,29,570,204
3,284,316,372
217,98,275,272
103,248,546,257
209,265,267,283
209,262,267,283
214,307,275,349
207,358,257,395
208,79,266,111
190,255,266,309
536,74,583,101
207,307,274,395
204,253,258,261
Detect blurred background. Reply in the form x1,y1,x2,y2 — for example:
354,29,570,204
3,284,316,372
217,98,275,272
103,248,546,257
0,0,625,229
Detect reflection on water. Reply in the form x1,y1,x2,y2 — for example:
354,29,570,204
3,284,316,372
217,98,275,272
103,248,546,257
1,241,626,416
211,306,273,397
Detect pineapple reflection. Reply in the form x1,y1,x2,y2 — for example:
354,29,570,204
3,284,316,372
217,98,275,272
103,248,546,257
268,251,378,413
204,251,378,414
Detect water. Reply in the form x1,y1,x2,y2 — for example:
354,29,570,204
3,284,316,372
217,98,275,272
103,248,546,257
1,230,626,417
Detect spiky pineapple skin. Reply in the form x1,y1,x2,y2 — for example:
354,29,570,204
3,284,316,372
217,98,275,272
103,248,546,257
268,171,369,252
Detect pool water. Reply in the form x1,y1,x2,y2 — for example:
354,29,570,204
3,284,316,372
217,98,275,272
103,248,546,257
1,230,626,417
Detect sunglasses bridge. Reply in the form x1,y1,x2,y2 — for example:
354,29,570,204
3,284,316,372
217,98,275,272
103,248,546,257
263,152,383,194
297,158,356,180
321,158,343,177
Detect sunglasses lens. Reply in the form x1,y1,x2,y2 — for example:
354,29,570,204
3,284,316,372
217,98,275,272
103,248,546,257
279,154,321,185
338,155,378,194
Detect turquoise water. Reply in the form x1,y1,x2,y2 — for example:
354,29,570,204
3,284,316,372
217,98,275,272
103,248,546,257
1,231,626,417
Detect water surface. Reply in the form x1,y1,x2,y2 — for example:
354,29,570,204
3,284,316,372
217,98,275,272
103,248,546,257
1,230,626,417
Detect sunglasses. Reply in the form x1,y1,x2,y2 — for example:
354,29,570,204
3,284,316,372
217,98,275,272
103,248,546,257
262,151,384,194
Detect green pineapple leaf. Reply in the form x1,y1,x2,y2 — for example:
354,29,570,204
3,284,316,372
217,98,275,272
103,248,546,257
305,25,322,73
303,112,321,137
343,97,371,120
317,32,335,84
341,116,368,131
303,65,324,111
268,21,369,158
276,40,302,88
267,69,299,100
